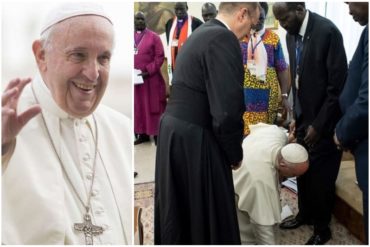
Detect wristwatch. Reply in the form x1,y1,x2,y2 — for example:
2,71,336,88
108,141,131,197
281,93,288,98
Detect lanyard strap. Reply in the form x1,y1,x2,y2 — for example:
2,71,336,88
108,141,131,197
250,33,264,59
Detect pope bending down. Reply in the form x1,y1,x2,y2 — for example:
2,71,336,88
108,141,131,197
233,123,308,244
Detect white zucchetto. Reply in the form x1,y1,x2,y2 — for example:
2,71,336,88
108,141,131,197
40,2,113,35
281,143,308,164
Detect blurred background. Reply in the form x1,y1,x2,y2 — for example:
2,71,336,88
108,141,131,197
1,0,133,119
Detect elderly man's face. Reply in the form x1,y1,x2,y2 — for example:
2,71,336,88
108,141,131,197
236,5,260,40
276,153,309,178
36,15,114,118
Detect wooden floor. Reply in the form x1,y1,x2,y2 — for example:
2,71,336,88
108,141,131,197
334,196,365,243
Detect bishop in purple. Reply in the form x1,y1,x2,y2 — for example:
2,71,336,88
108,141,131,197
134,12,166,144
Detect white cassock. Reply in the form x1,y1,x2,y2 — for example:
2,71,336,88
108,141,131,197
2,75,132,244
233,123,287,244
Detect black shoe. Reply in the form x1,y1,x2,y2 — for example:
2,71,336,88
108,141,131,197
154,135,157,146
280,217,307,229
305,230,331,245
134,134,150,145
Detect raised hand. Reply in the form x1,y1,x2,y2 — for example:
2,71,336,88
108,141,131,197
2,78,41,154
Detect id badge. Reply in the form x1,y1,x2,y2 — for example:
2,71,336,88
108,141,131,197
172,39,179,47
247,60,257,76
295,74,299,89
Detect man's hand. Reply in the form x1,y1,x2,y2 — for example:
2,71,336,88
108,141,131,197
231,160,242,170
304,125,319,148
282,98,292,116
333,132,346,151
2,78,41,154
287,120,296,143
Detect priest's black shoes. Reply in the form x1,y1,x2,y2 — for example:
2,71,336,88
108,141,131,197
280,217,307,229
134,134,150,145
305,230,331,245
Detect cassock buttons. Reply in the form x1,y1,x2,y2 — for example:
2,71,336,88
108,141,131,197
86,173,93,180
92,189,99,197
95,207,105,215
83,153,90,162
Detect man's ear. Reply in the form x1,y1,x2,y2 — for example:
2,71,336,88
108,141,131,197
32,40,47,72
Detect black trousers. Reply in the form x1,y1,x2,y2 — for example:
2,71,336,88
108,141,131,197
296,129,342,233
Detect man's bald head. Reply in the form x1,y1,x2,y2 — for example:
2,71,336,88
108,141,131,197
174,2,188,20
273,2,306,35
134,11,146,31
202,2,218,22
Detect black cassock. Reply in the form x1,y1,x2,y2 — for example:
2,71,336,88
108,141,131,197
155,19,245,244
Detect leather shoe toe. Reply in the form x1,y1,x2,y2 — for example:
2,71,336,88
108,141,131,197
280,218,305,229
305,231,331,245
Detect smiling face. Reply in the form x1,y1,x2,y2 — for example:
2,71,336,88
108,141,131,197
34,15,114,118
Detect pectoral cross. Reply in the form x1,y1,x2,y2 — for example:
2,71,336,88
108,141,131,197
74,213,104,245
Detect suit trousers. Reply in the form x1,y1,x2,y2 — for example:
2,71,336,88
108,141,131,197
354,139,368,243
296,130,342,233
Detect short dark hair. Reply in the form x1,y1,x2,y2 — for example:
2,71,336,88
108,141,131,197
219,2,259,14
286,2,306,11
260,2,268,14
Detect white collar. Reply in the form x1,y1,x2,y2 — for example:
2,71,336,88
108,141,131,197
32,74,92,124
298,10,309,38
252,27,266,37
216,17,231,30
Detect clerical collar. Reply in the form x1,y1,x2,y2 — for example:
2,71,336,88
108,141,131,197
177,15,188,23
253,27,266,37
216,18,231,30
135,28,146,34
32,74,92,123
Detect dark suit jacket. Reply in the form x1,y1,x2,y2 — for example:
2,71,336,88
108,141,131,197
287,11,347,137
336,25,368,150
165,16,203,45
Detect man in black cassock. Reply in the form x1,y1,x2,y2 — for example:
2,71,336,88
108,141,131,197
155,2,260,244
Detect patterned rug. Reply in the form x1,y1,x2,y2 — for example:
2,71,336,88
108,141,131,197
134,182,362,245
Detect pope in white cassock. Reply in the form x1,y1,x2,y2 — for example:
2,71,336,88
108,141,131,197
2,3,132,245
233,123,309,244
